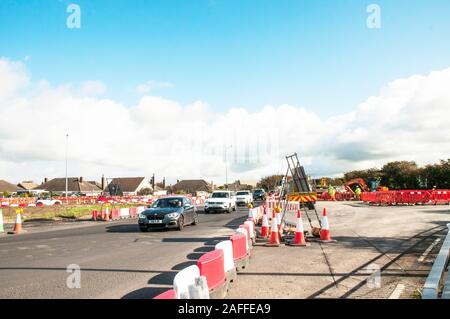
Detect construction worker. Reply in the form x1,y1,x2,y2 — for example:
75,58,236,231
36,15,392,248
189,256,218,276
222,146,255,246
328,185,336,201
354,186,362,201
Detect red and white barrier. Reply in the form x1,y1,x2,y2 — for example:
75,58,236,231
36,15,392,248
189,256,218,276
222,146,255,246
215,240,236,283
173,265,201,299
197,250,228,298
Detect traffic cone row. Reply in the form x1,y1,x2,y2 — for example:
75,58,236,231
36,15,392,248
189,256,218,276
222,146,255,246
258,206,335,246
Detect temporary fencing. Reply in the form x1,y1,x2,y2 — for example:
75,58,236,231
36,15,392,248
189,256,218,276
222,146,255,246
361,190,450,205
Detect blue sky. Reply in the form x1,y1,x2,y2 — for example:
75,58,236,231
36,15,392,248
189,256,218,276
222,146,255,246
2,0,450,117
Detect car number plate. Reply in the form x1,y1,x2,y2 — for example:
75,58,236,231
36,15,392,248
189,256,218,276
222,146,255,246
148,220,163,224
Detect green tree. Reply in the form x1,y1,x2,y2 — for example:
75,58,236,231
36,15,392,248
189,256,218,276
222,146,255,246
344,168,382,185
420,159,450,189
380,161,420,189
137,188,152,196
256,175,284,192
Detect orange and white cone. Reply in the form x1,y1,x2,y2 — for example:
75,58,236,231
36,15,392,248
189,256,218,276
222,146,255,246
288,210,308,246
259,210,270,239
320,208,335,242
9,209,23,234
265,213,280,247
104,208,110,221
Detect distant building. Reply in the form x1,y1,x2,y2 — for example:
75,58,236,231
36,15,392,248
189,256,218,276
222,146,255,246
17,181,39,190
0,180,23,195
105,177,152,196
35,177,102,196
171,180,212,195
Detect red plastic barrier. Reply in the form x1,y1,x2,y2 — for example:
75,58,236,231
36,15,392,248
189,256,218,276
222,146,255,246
91,210,98,220
240,224,251,242
129,207,138,217
153,289,177,299
230,233,248,260
111,208,120,220
431,190,450,204
197,250,226,291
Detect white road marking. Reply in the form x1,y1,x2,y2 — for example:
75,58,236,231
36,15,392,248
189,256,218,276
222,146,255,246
388,284,405,299
17,247,29,250
418,238,441,262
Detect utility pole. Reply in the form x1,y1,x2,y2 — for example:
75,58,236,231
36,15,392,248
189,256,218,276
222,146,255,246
65,133,69,204
225,145,232,189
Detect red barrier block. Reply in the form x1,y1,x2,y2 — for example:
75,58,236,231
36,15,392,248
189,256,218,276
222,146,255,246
91,210,98,221
153,289,177,299
129,207,137,217
197,249,228,299
230,233,249,271
240,224,251,243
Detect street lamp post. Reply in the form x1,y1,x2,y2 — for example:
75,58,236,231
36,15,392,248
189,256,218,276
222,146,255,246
65,133,69,204
225,145,232,189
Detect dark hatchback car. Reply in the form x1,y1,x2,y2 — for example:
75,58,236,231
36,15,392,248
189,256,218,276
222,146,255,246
138,197,198,232
253,189,266,201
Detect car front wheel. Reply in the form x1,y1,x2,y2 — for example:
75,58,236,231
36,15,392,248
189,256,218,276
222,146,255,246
192,213,199,225
177,215,184,230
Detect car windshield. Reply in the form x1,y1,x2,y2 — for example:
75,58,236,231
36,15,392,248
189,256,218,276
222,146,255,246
254,189,264,194
211,192,229,198
152,198,183,208
236,191,249,195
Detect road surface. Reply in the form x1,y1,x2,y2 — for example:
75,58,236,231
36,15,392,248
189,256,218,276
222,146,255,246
0,207,250,298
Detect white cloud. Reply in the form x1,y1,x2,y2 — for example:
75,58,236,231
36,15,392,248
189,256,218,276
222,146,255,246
0,58,30,99
80,80,107,96
135,80,175,95
0,57,449,184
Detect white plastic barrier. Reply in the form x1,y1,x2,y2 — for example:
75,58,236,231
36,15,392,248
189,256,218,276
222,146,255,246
236,228,249,251
137,206,145,214
244,221,255,239
28,204,36,207
215,240,235,273
120,207,130,218
173,265,200,299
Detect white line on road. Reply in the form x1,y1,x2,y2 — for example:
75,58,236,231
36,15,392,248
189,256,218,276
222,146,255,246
418,238,441,262
388,284,405,299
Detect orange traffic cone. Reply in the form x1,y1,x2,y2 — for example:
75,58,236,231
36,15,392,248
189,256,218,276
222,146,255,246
265,212,280,247
259,210,270,239
288,210,308,246
8,210,23,234
104,208,110,221
320,208,335,243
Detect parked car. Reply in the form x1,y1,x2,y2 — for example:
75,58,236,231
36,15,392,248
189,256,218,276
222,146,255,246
36,198,62,206
235,190,253,206
204,191,236,214
253,188,267,201
138,196,198,232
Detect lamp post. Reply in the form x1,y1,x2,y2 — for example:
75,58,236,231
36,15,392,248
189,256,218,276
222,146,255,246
225,145,232,189
65,133,69,204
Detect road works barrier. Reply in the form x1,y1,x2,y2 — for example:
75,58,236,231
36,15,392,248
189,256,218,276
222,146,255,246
0,209,4,233
230,232,250,271
91,206,143,221
215,240,237,284
361,190,450,206
197,250,228,299
237,226,251,251
422,223,450,299
173,265,201,299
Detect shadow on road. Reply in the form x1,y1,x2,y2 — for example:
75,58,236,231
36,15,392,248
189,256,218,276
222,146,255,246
122,287,169,299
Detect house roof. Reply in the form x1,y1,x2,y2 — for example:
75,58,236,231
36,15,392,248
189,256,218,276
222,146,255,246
34,178,102,193
0,180,23,193
106,177,148,193
172,180,211,194
18,181,39,190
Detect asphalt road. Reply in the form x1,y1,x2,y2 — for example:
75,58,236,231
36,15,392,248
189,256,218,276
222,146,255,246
0,207,251,299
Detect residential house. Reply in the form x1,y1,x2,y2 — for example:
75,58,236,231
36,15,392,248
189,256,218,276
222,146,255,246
0,179,24,195
35,177,103,196
105,177,152,196
171,180,212,195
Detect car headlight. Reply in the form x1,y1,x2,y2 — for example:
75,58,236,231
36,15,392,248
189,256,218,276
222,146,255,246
167,213,179,219
139,213,146,219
